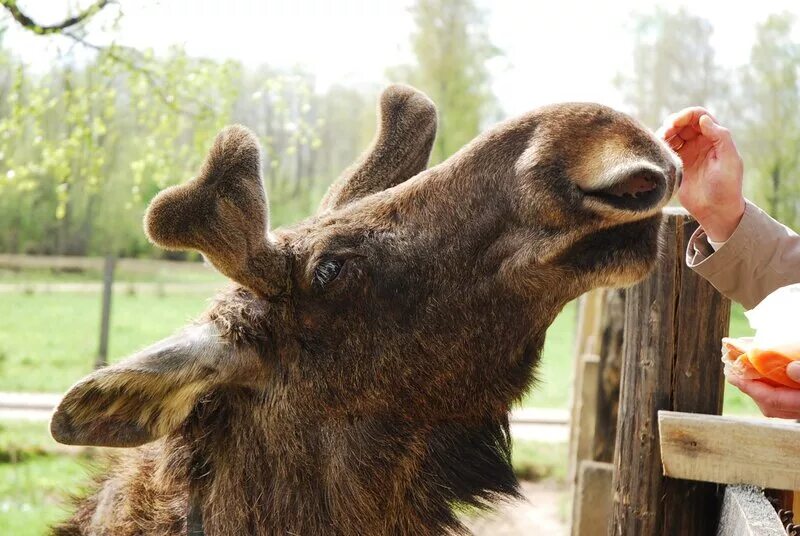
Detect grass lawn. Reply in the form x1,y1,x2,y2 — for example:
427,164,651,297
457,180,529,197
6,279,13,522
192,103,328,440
0,421,92,535
0,453,90,535
0,290,215,392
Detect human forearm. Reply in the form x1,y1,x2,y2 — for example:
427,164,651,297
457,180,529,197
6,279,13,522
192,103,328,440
687,200,800,309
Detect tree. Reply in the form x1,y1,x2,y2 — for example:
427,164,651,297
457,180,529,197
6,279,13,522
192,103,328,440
0,4,382,257
0,49,373,256
389,0,501,163
616,8,722,129
735,13,800,227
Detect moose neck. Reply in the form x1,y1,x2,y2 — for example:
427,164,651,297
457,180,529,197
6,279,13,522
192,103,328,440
181,387,523,535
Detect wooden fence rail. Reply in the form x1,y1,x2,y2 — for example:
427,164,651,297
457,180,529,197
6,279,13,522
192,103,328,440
659,410,800,490
0,253,213,276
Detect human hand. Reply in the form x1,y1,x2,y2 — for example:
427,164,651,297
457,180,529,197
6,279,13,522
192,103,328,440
657,107,746,242
728,363,800,419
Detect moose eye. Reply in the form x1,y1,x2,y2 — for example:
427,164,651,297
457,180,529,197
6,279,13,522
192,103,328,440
313,258,343,288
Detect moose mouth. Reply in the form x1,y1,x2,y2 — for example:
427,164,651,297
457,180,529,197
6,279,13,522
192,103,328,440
582,168,666,211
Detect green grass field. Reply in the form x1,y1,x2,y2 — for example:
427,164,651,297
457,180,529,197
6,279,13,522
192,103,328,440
0,264,226,284
0,290,215,392
0,421,91,535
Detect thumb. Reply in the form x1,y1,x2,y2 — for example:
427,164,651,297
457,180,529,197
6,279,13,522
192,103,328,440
787,362,800,383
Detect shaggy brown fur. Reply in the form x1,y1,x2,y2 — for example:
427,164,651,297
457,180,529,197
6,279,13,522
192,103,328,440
51,84,681,535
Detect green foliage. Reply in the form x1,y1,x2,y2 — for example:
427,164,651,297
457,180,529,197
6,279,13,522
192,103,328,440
736,13,800,228
619,8,800,230
0,46,240,256
615,7,723,129
0,0,501,256
389,0,501,163
0,47,376,258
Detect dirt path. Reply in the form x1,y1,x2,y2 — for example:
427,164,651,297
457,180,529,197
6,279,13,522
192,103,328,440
464,480,567,535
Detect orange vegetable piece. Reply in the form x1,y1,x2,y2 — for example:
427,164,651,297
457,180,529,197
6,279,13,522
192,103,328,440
747,349,800,389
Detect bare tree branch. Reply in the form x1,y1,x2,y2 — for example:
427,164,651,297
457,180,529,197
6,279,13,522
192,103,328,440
3,1,214,119
1,0,110,35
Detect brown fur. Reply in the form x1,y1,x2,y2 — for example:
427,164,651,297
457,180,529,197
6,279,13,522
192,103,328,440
51,84,680,535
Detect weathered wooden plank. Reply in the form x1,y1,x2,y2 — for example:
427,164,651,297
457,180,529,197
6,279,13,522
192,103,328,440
575,355,600,467
610,214,680,536
793,491,800,525
569,355,601,535
716,485,785,536
573,461,613,536
659,410,800,490
610,211,730,536
592,288,625,463
568,289,606,483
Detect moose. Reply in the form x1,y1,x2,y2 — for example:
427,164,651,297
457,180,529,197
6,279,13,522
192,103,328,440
51,84,680,535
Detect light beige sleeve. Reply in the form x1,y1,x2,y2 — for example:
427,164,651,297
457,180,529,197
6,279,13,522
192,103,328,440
686,200,800,310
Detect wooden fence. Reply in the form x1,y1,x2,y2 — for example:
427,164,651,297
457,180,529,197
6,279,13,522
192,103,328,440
568,209,800,535
0,253,213,276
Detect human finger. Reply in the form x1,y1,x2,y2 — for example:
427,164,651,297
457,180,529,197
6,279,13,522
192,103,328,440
669,107,717,129
732,378,800,416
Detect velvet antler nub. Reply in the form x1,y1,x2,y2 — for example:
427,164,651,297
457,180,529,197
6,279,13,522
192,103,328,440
144,125,285,295
319,84,438,212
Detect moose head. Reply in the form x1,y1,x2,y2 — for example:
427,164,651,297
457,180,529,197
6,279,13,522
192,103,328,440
51,85,680,535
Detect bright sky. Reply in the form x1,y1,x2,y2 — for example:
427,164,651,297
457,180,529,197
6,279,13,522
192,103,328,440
4,0,800,116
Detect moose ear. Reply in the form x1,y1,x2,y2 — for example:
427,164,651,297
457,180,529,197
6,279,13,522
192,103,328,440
50,324,258,448
319,84,438,212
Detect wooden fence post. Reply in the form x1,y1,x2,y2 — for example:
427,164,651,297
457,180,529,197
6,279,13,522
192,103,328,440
609,209,731,536
592,288,625,463
95,253,116,369
571,289,625,536
574,460,614,536
567,289,606,483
